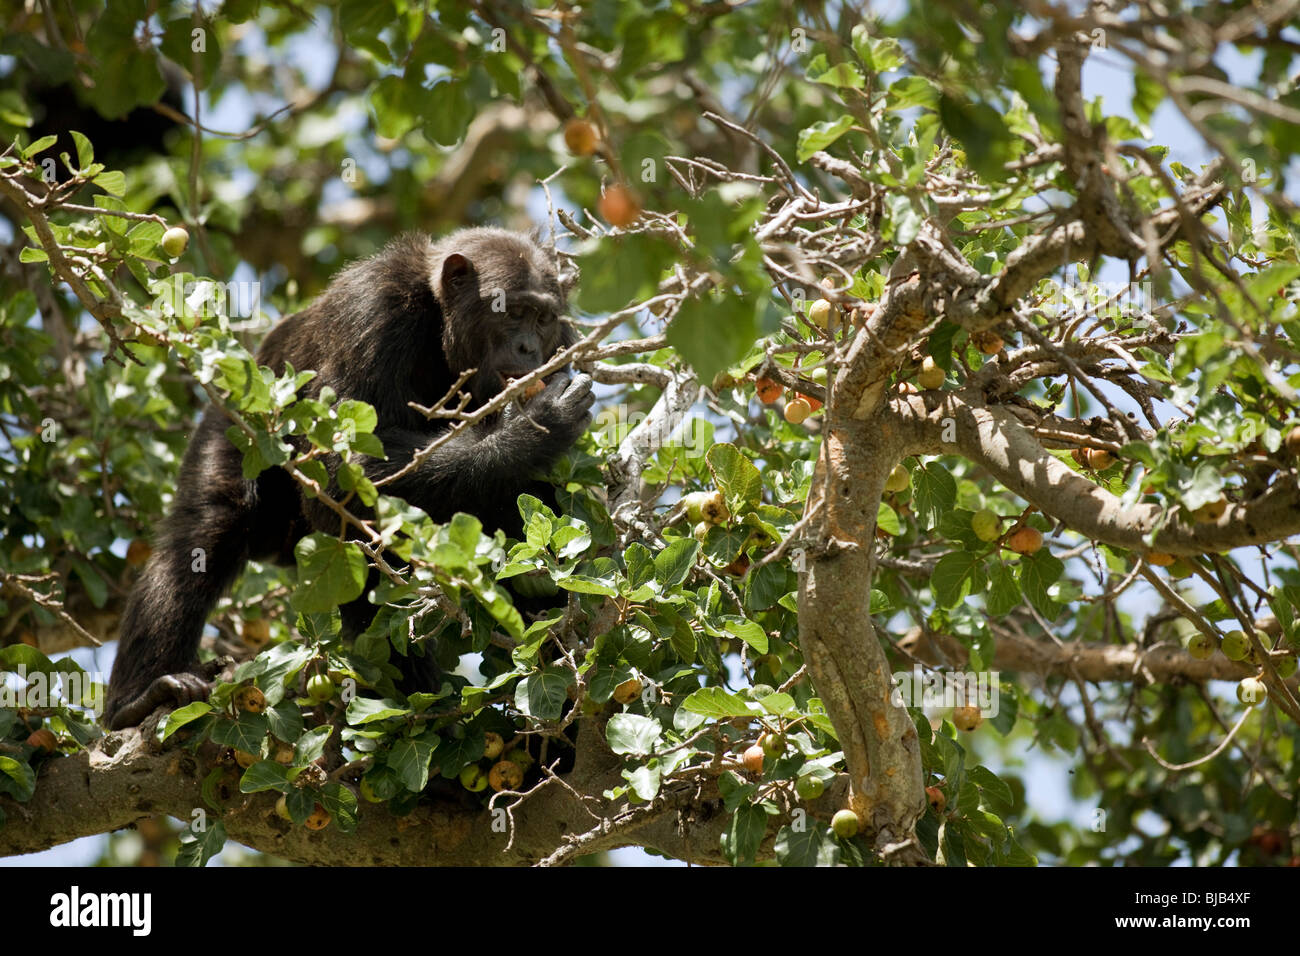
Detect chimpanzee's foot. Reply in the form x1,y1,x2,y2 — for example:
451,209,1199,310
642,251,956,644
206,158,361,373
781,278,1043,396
107,672,212,730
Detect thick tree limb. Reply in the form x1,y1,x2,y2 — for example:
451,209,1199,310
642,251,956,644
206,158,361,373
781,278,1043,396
895,391,1300,554
0,713,761,865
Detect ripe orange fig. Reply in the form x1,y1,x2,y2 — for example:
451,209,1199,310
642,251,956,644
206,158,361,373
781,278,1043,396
1193,497,1227,523
563,118,599,156
799,392,824,413
519,378,546,403
26,729,58,752
304,803,331,830
742,744,765,774
972,330,1004,355
784,397,812,424
723,554,751,576
125,539,151,566
926,786,946,814
234,685,266,714
240,618,271,647
489,760,524,792
1006,526,1043,555
952,705,983,732
1147,551,1175,567
613,677,643,705
755,376,783,404
598,184,641,227
1085,448,1116,470
1071,447,1089,467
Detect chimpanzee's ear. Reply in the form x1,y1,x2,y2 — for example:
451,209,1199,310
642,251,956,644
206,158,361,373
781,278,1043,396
433,252,473,300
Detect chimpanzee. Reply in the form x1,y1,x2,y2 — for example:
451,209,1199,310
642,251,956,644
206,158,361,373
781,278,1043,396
104,228,593,729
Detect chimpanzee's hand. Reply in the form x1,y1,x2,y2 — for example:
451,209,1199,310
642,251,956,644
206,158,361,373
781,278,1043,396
515,373,594,448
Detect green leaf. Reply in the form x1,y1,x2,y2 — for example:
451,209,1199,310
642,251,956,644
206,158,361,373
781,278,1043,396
161,702,213,740
912,461,957,527
775,824,841,866
321,782,359,833
208,712,269,754
721,804,768,866
0,756,36,801
389,734,438,791
724,617,769,654
176,820,226,867
292,533,368,613
986,562,1020,617
667,292,759,385
681,687,759,718
797,115,854,162
938,94,1018,180
515,668,573,721
345,697,411,725
22,134,58,158
606,713,663,755
654,538,699,588
623,542,656,590
69,129,93,168
293,725,333,767
239,761,292,793
1019,550,1063,619
706,443,763,515
93,170,126,195
933,552,978,608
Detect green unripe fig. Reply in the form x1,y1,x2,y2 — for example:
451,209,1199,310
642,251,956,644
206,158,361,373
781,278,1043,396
796,775,825,801
161,225,189,257
918,356,945,390
459,764,489,792
971,509,1000,542
1237,677,1267,706
1220,630,1250,662
683,490,728,525
760,732,786,759
831,809,860,838
807,298,836,330
483,731,505,760
884,464,910,493
307,674,335,702
1186,633,1214,660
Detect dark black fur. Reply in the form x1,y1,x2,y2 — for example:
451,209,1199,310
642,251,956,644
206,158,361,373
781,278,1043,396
105,228,592,730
